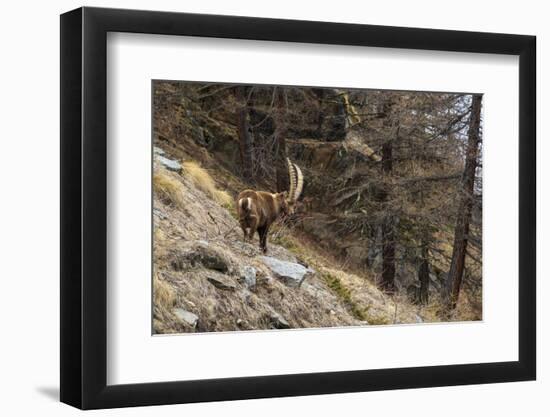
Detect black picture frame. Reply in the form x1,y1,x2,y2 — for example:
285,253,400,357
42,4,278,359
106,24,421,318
60,6,536,410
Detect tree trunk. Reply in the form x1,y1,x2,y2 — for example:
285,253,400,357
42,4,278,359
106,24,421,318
379,100,397,293
381,216,396,292
273,87,289,192
236,86,253,180
445,94,483,309
313,88,325,138
418,244,430,304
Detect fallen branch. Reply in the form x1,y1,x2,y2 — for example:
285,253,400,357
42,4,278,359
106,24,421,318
398,173,462,185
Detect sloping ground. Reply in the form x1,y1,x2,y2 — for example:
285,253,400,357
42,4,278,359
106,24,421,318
151,82,481,328
152,150,427,334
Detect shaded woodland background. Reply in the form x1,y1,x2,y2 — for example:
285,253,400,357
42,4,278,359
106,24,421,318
152,81,482,333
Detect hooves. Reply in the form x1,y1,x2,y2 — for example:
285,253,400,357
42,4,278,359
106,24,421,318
242,235,267,253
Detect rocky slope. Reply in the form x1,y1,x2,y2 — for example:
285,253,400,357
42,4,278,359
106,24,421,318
153,149,427,334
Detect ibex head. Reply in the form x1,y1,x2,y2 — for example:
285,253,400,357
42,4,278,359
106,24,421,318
275,192,291,217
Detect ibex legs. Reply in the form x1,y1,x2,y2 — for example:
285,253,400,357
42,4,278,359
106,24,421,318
257,224,270,254
240,215,258,243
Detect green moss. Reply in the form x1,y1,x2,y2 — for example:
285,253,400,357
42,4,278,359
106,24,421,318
322,272,369,321
323,273,351,301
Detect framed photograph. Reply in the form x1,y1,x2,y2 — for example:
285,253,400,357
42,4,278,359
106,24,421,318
60,6,536,409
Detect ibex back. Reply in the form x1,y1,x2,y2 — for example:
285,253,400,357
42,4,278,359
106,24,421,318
236,159,303,253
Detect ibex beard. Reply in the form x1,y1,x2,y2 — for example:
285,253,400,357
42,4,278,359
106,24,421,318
236,159,303,254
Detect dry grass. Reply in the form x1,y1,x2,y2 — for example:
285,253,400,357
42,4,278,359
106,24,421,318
182,161,233,207
153,227,169,265
153,271,189,334
153,161,233,212
453,293,482,321
153,170,186,208
153,271,176,309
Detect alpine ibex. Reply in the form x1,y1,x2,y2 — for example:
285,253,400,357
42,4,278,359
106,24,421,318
236,158,304,253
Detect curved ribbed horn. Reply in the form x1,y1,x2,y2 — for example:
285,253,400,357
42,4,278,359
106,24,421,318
293,163,304,202
287,157,296,200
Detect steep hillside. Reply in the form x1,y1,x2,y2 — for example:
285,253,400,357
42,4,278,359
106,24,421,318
153,151,427,333
152,81,482,333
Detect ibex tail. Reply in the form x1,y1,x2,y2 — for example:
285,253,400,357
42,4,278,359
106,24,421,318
238,197,252,214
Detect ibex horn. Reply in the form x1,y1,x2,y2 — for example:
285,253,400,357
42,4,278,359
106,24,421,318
293,163,304,202
287,158,296,199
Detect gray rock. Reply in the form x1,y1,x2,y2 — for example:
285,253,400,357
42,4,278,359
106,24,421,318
173,308,198,328
260,256,314,287
172,241,232,273
268,311,290,329
239,266,256,289
153,207,167,220
236,318,252,330
263,245,297,263
415,314,424,323
156,155,181,172
207,274,236,291
153,146,165,156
